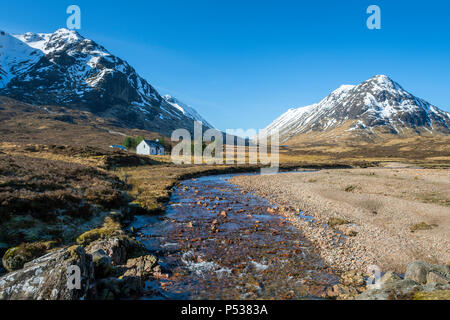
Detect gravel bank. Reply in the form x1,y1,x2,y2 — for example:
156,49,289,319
230,168,450,275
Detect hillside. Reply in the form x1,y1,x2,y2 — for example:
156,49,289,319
0,28,213,135
0,96,164,148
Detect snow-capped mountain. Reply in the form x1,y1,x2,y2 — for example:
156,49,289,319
163,95,214,128
264,75,450,142
0,28,213,135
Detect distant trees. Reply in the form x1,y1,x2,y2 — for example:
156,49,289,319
123,135,173,152
123,136,145,150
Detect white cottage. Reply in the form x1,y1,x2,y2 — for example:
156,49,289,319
136,140,165,156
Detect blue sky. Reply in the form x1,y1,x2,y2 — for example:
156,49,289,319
1,0,450,131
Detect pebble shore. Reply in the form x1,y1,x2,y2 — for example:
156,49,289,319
230,168,450,275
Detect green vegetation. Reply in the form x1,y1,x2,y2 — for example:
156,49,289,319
76,217,123,246
123,136,145,150
1,241,58,272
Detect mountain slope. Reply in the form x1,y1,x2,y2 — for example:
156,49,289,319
163,95,214,128
0,95,165,148
0,28,213,135
265,75,450,143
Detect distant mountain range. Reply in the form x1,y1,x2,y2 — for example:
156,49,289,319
264,75,450,143
0,28,213,136
1,28,449,146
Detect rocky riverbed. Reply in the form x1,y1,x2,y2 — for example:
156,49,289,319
131,173,342,300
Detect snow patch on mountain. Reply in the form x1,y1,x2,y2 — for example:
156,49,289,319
0,28,214,134
265,75,450,141
0,31,43,87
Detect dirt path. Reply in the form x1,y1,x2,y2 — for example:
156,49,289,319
230,168,450,274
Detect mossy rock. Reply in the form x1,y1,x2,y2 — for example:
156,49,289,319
76,227,120,246
413,290,450,300
76,217,123,246
1,241,58,272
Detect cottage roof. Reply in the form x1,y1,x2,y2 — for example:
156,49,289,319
142,140,163,148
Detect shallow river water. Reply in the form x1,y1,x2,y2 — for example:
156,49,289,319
130,173,339,300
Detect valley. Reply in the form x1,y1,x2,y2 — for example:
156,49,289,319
0,24,449,301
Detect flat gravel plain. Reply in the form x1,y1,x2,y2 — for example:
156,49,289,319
230,168,450,274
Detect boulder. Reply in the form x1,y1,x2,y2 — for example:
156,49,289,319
122,255,158,279
426,272,450,285
0,246,95,300
378,271,402,286
430,264,450,280
358,261,450,300
86,235,147,265
90,249,113,279
1,241,58,272
357,279,422,300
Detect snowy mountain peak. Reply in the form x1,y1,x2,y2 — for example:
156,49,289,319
369,74,394,83
362,74,404,92
14,28,86,55
265,76,450,142
0,28,214,135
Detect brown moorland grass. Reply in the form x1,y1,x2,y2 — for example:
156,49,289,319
0,153,130,245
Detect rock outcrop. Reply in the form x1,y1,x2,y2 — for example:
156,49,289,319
0,246,95,300
357,261,450,300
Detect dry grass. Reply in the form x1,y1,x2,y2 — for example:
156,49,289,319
117,164,263,214
328,217,351,228
0,143,161,248
0,96,164,149
410,222,437,233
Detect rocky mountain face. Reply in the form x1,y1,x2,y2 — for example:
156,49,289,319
265,75,450,142
0,28,213,136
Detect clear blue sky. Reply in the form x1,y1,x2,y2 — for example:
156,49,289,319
1,0,449,131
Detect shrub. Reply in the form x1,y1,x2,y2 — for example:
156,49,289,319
328,217,351,228
123,136,145,150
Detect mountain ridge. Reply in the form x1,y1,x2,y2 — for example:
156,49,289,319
264,75,450,143
0,28,213,136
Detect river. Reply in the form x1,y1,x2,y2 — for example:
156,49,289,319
129,172,339,300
